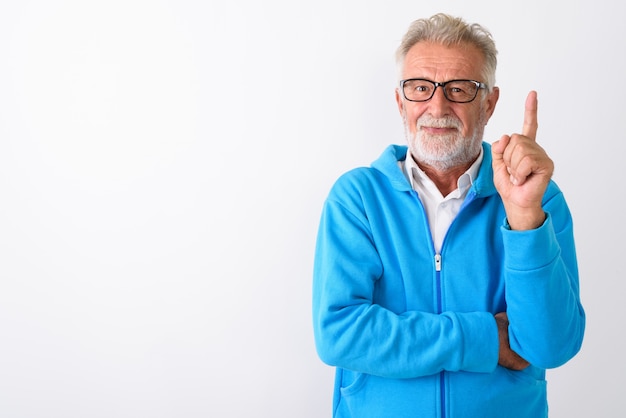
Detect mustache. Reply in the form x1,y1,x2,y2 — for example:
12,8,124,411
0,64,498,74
417,115,462,130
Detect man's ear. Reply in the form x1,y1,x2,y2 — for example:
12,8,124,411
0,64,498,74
484,86,500,121
395,88,406,116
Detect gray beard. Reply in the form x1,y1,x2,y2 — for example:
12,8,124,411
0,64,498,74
404,115,484,171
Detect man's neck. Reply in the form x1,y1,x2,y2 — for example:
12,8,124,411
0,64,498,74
415,160,473,197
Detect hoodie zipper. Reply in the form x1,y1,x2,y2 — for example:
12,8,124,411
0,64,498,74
412,188,447,418
433,192,477,418
435,253,446,418
434,254,442,311
413,187,477,418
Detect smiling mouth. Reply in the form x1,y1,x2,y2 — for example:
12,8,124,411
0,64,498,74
421,126,458,134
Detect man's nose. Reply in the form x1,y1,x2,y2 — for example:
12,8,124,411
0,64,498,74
427,86,451,117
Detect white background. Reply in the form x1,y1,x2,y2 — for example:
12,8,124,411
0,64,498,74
0,1,623,417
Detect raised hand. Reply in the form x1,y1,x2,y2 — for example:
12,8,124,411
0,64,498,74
491,91,554,230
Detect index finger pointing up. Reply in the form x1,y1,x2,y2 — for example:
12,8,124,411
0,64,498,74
522,90,538,140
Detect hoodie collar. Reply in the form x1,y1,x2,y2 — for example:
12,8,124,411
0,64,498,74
371,143,498,197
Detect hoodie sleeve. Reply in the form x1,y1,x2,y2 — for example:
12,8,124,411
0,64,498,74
501,184,586,368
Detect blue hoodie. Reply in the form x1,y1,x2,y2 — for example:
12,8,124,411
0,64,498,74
312,143,585,417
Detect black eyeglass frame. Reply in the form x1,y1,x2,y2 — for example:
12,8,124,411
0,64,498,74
399,78,488,103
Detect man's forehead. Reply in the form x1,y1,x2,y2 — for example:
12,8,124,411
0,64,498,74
402,42,484,80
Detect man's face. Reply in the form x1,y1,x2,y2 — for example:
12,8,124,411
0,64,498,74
395,42,499,170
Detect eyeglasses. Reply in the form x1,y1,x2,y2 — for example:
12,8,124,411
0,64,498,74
399,79,487,103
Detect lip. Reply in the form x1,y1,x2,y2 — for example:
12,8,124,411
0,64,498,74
420,126,458,134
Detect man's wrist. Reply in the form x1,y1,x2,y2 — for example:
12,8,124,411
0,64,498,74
504,208,546,231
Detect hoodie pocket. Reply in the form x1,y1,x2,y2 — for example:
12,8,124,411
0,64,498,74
502,366,547,386
336,372,439,418
339,371,369,397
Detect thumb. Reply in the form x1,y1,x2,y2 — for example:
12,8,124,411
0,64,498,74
491,134,510,157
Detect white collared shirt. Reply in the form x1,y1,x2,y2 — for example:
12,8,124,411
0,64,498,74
403,148,483,252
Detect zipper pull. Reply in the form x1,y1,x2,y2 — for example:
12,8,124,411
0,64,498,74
435,254,442,271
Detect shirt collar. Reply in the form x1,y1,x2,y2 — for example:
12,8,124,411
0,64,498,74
404,147,484,197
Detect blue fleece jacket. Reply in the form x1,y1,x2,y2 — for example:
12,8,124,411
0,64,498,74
312,143,585,418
